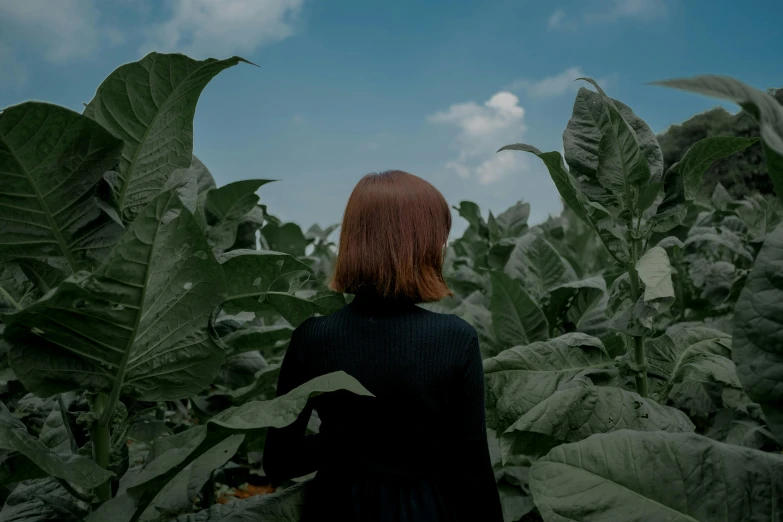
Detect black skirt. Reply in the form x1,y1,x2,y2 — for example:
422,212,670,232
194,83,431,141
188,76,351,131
300,468,462,522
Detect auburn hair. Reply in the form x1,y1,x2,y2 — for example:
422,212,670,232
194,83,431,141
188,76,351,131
328,170,453,303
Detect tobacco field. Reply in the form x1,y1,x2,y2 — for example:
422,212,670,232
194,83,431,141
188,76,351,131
0,52,782,522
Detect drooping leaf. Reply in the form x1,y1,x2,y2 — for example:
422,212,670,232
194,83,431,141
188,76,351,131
530,430,783,522
483,333,614,434
0,401,113,489
500,386,694,460
83,53,249,221
221,324,294,357
654,75,783,203
4,189,227,401
87,371,372,522
0,102,125,272
219,249,344,327
732,220,783,443
490,271,548,347
14,259,67,295
497,145,590,225
651,137,758,232
503,231,576,300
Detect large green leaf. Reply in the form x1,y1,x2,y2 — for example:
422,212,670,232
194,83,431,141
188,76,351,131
503,231,576,300
220,249,345,327
732,221,783,443
644,326,738,401
483,333,614,434
544,277,609,338
651,137,758,232
654,75,783,203
87,371,372,522
0,477,88,522
500,385,694,460
530,430,783,522
0,102,124,272
490,271,548,347
0,401,112,489
84,53,249,221
4,189,227,401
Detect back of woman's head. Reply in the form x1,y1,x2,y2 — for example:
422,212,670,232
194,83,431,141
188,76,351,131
328,170,453,303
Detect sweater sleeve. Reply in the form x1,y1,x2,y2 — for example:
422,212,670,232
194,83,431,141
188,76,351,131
454,330,504,522
261,327,322,485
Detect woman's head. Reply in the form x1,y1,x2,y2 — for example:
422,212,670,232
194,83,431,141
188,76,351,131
328,170,453,303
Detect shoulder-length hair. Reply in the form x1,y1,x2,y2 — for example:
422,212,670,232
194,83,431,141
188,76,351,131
328,170,453,303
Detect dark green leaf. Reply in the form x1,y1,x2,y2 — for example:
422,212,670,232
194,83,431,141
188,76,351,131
732,220,783,443
0,102,125,272
490,271,548,347
5,189,227,401
530,430,783,522
84,53,249,221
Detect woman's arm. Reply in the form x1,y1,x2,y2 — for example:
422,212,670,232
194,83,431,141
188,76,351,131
261,327,322,484
454,330,504,522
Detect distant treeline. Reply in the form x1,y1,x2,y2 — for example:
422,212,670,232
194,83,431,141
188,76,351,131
657,87,783,199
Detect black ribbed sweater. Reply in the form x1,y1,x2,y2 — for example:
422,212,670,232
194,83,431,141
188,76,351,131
262,292,504,522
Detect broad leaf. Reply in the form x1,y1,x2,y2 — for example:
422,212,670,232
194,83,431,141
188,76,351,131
483,333,613,433
84,53,249,221
644,326,738,401
654,75,783,203
500,385,694,460
0,402,112,489
490,271,548,347
494,201,531,238
4,189,227,401
220,249,344,327
732,221,783,443
0,102,124,272
530,430,783,522
503,231,576,300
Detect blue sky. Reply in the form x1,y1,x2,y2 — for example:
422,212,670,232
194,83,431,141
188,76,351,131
1,0,781,239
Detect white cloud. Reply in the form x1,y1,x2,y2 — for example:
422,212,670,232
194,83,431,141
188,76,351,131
506,67,610,98
428,91,528,185
0,0,105,63
141,0,305,58
548,9,566,29
548,0,666,30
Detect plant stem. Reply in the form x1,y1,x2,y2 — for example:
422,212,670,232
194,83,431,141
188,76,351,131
628,238,649,398
90,394,112,502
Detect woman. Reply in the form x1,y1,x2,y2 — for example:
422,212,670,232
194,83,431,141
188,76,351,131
262,170,504,521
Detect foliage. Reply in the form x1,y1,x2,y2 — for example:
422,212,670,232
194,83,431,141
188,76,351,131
1,54,782,522
657,87,783,200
